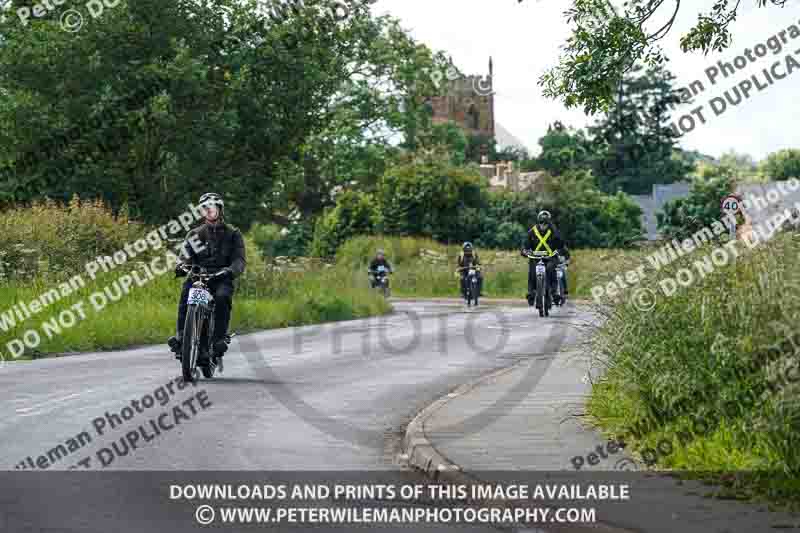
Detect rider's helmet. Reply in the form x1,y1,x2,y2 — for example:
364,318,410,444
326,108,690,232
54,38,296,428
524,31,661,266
463,242,473,254
376,248,385,259
537,210,551,225
199,192,224,220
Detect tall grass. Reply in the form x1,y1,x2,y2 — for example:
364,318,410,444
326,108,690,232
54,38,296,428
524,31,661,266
587,230,800,505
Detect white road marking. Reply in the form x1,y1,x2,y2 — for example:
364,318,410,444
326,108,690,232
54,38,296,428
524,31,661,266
15,392,84,415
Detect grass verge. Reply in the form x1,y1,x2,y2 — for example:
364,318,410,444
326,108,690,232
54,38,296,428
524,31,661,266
587,230,800,509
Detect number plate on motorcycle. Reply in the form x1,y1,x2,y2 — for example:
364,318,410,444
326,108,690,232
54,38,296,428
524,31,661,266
536,264,546,275
188,288,212,306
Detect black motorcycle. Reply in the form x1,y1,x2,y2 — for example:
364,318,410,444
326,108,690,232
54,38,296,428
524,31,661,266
523,250,558,317
458,265,481,307
368,265,391,297
178,265,233,382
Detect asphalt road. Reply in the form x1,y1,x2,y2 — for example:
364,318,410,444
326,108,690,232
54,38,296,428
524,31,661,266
0,300,593,533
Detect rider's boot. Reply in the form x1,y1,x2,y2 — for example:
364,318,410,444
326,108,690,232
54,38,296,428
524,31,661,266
212,335,230,357
526,293,534,307
212,335,230,373
168,335,181,359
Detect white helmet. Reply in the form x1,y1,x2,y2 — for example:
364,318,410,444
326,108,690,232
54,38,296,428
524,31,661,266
199,192,224,217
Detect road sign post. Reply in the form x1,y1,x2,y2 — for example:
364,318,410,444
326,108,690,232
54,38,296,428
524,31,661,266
721,194,742,240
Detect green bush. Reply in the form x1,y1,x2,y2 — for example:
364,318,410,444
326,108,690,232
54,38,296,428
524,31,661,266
657,167,735,241
761,149,800,181
310,191,379,259
248,223,283,259
0,196,146,281
248,221,315,259
377,155,485,241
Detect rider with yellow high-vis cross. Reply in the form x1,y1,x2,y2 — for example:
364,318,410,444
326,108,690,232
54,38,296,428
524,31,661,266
520,210,570,306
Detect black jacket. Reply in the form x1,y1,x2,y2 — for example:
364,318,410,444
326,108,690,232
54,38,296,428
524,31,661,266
179,222,246,278
457,252,480,268
369,257,392,272
523,223,570,259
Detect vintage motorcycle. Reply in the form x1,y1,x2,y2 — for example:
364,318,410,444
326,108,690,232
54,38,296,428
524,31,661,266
368,265,391,297
178,265,233,382
522,250,559,317
458,265,482,307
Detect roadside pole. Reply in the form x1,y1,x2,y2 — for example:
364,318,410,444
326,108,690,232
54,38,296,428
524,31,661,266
721,193,743,241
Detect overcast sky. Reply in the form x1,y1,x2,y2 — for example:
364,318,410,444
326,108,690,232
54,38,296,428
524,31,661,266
370,0,800,161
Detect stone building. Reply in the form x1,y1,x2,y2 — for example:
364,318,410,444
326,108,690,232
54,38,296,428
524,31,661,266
427,58,495,140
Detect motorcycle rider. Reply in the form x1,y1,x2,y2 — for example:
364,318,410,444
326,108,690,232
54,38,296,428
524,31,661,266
521,210,569,306
167,193,246,360
368,249,393,288
457,242,483,297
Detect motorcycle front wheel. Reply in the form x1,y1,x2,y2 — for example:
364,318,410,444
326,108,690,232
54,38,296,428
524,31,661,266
181,305,201,382
536,275,545,317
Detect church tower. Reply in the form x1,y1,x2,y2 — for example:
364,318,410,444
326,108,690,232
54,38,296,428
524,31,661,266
427,58,495,141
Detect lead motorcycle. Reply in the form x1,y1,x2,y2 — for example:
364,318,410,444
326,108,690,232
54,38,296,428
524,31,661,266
522,250,559,317
178,265,233,382
458,265,481,307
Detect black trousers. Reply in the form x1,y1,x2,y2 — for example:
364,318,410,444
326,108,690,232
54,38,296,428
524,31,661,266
176,277,234,342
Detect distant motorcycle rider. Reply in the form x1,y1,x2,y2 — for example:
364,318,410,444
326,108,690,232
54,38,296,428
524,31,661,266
368,249,393,288
457,242,483,297
521,211,569,305
167,193,246,359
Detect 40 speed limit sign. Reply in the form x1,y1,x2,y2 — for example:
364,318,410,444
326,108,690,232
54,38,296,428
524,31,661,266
721,194,742,215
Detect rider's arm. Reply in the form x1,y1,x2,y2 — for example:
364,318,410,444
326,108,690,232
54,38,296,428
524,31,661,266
228,230,246,278
521,232,532,255
175,230,198,276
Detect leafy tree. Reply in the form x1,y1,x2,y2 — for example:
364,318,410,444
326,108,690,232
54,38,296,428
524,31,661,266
0,0,403,230
533,0,788,114
266,14,449,224
495,146,530,163
466,132,497,164
425,122,468,166
537,170,644,247
377,151,485,241
535,122,593,176
589,64,691,194
761,149,800,181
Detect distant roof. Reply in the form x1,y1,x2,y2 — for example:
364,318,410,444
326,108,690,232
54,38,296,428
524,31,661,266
495,122,529,153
